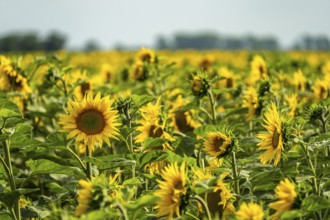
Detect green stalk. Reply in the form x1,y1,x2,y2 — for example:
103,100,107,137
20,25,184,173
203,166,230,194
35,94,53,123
300,143,319,195
1,133,20,220
86,146,92,180
124,107,135,178
231,151,240,194
67,146,87,173
114,202,129,220
192,195,212,220
207,90,217,125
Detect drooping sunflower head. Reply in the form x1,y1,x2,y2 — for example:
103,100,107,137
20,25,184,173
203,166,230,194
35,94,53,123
136,48,155,63
204,131,234,159
305,103,329,125
199,55,215,72
242,86,259,120
75,179,93,216
130,60,148,81
269,178,297,218
59,92,121,153
236,201,264,220
293,69,306,92
257,103,283,166
154,162,188,219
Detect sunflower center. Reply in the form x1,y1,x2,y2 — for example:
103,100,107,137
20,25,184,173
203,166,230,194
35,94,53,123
173,179,184,190
76,109,105,135
80,83,90,97
272,128,281,149
214,137,225,152
319,86,327,99
175,111,194,133
226,78,233,88
149,125,163,138
141,54,151,62
259,65,265,74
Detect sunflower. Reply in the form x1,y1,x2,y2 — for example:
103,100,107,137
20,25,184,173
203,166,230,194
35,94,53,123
75,179,93,216
0,56,32,95
130,60,147,81
154,162,187,219
242,86,259,120
285,93,298,117
58,92,121,153
269,178,297,219
204,131,233,158
313,79,328,100
205,172,235,218
248,55,268,85
139,96,162,124
257,103,283,166
169,95,200,133
136,48,155,63
236,201,264,220
293,69,306,92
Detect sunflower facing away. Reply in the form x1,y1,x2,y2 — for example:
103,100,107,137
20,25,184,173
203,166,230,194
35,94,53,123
257,103,283,166
204,131,233,159
236,201,264,220
75,179,93,216
154,162,187,219
59,92,121,153
269,178,297,219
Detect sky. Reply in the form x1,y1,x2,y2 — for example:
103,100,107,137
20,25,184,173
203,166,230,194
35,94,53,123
0,0,330,49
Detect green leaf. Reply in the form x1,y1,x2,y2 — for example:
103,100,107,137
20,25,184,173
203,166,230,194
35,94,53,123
193,124,223,137
138,150,168,168
143,137,166,151
10,123,44,149
26,159,85,178
174,136,195,156
0,212,12,220
123,177,143,186
131,94,155,108
0,99,22,118
46,132,68,149
280,210,305,220
83,156,136,170
0,188,39,209
125,195,159,210
302,195,330,211
0,133,9,142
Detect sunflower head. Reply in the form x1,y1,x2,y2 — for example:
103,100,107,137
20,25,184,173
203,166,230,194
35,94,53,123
251,55,268,78
191,73,210,97
236,201,264,220
313,79,329,100
305,103,329,125
257,103,284,166
130,60,148,81
269,178,298,218
242,86,259,120
136,48,155,63
58,92,121,153
204,131,235,159
154,162,188,219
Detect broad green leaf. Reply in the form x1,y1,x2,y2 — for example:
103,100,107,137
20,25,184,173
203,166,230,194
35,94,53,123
280,210,305,219
138,150,168,168
174,136,195,156
302,195,330,211
131,94,155,108
46,132,68,149
0,188,39,209
123,177,143,186
83,156,136,170
0,99,22,119
125,195,159,210
26,159,85,178
143,137,166,151
0,212,12,220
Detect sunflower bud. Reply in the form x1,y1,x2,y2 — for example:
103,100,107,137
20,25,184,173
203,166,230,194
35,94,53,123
191,75,210,97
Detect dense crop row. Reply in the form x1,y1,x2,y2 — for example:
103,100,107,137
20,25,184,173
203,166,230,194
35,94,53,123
0,49,329,219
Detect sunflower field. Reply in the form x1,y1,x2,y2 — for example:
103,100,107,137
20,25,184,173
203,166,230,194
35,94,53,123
0,49,330,220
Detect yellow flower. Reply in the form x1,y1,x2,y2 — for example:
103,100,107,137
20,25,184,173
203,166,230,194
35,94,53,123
236,201,264,220
213,172,235,208
204,131,232,158
130,60,147,81
313,79,328,100
257,103,283,166
169,95,200,133
154,162,187,219
58,92,121,152
285,93,298,117
248,55,268,85
75,180,93,216
136,48,155,63
242,86,259,120
269,178,297,219
139,96,162,124
293,69,306,92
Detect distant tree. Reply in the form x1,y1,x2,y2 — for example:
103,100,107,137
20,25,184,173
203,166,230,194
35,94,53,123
155,35,171,49
42,31,66,51
19,33,41,51
84,40,101,52
0,34,20,52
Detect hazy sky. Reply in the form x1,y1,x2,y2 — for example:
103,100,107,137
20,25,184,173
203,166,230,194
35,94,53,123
1,0,330,49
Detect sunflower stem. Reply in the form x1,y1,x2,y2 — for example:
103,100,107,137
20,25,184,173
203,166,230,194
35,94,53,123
123,107,135,178
86,146,92,180
207,90,217,125
0,130,20,220
67,146,87,172
114,202,128,220
231,151,240,194
300,143,319,196
192,195,212,220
